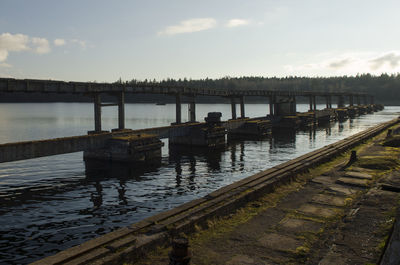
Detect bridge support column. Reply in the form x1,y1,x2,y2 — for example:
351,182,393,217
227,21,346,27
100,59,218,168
338,95,345,108
313,95,317,110
118,92,125,130
231,97,237,120
356,95,361,105
349,95,354,106
240,96,245,118
188,97,196,122
94,94,102,132
175,93,182,124
269,96,275,116
370,95,374,104
290,96,297,114
309,96,313,111
326,96,332,109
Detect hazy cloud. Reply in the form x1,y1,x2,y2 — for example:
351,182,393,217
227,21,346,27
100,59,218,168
32,37,50,54
370,52,400,70
225,19,250,28
328,58,351,69
54,38,66,46
285,51,400,76
71,39,87,48
158,18,217,35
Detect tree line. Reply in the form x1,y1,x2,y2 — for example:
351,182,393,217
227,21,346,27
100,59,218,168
120,73,400,105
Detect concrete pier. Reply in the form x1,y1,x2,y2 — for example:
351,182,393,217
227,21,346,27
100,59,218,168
31,116,399,265
83,134,163,163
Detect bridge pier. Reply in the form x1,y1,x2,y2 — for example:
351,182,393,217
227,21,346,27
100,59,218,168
337,95,345,108
326,95,332,109
188,96,196,122
118,92,125,130
176,93,182,124
94,94,102,132
269,96,275,116
349,95,354,106
240,96,246,118
231,97,237,120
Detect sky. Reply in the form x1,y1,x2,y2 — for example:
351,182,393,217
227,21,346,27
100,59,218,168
1,0,400,82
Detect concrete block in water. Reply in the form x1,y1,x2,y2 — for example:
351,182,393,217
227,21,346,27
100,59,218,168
84,134,163,162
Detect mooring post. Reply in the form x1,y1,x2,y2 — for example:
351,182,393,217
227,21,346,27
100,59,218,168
240,96,245,118
176,93,182,124
94,93,102,132
231,97,237,120
118,92,125,130
188,96,196,122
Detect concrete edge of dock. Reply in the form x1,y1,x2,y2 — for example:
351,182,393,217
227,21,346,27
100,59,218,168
31,116,400,265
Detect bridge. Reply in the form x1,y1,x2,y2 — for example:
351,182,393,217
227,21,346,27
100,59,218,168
0,77,377,163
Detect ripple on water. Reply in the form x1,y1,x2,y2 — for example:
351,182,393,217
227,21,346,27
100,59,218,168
0,104,399,264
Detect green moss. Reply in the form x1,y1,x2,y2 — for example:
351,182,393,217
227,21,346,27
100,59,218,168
353,156,399,170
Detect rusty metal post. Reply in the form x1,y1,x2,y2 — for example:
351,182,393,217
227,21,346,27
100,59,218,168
169,237,191,265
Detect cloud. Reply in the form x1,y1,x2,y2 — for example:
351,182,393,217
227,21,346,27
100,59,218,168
158,18,217,36
54,38,66,46
71,39,87,48
32,37,50,54
370,52,400,70
225,19,250,28
328,58,352,69
284,51,400,76
0,32,52,63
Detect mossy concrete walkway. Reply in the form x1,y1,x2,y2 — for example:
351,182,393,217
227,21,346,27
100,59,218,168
135,126,400,265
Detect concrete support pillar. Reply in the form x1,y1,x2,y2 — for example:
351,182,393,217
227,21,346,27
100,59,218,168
290,96,297,114
269,96,275,116
326,95,332,109
349,95,354,106
338,95,345,108
363,95,367,105
370,95,374,104
188,97,196,122
309,96,313,111
356,96,361,105
94,94,102,132
118,92,125,130
175,93,182,124
231,97,237,120
240,96,245,118
313,95,317,110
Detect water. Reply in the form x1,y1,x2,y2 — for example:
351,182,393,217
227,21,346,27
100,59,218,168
0,103,398,264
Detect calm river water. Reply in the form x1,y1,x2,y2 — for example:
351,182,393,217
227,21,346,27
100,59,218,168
0,103,399,264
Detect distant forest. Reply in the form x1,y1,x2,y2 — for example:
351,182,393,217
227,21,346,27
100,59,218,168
1,74,400,105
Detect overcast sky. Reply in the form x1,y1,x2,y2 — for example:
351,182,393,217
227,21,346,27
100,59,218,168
1,0,400,82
